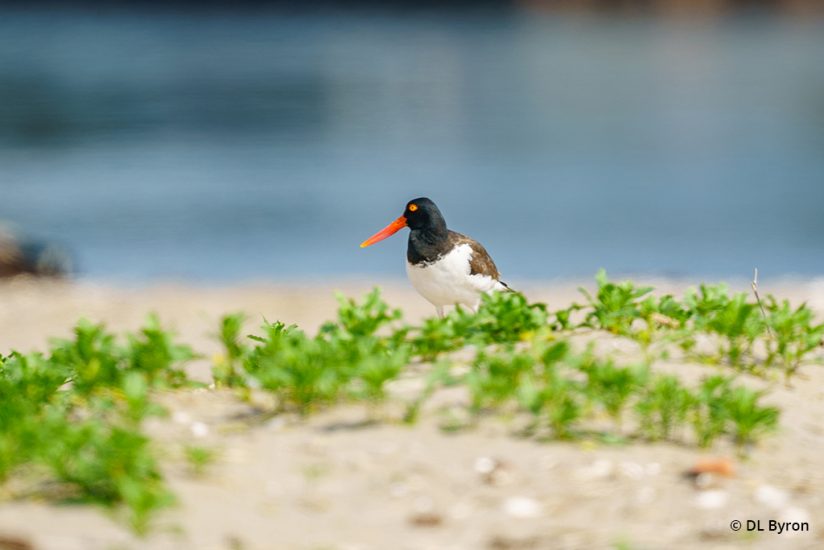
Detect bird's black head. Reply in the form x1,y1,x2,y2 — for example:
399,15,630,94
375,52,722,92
402,197,446,232
360,196,448,249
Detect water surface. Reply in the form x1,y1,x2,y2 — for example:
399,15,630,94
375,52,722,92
2,10,823,281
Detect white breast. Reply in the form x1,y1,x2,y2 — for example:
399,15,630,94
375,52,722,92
405,243,506,309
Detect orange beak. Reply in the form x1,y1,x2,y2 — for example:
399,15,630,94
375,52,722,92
360,216,407,248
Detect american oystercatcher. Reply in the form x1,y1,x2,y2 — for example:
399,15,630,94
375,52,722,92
360,197,510,317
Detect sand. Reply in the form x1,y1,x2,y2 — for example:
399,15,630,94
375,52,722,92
1,277,823,550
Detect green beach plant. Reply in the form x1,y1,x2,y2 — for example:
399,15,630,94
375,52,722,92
409,290,549,359
722,386,780,445
635,375,694,441
0,318,193,533
690,375,734,448
578,354,648,428
683,286,763,367
213,313,249,388
241,291,410,413
579,269,653,337
763,297,824,377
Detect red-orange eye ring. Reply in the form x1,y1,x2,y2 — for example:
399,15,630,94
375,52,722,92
408,204,418,212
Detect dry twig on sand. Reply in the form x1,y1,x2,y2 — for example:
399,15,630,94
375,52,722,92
751,268,775,340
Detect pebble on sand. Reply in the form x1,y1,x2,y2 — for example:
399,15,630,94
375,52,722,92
695,490,729,510
191,422,210,438
503,497,543,518
754,485,790,509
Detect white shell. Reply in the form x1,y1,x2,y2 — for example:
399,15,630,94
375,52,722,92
405,243,506,309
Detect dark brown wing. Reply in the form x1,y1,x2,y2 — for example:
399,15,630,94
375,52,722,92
448,231,500,280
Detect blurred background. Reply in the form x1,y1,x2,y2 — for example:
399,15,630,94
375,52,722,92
1,1,823,282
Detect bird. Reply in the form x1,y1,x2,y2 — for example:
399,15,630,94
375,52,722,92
360,197,510,318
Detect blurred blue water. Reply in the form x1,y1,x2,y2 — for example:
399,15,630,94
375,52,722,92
1,10,823,281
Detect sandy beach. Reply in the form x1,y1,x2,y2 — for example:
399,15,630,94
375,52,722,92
1,277,823,550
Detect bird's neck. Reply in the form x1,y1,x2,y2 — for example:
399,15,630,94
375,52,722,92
407,224,450,265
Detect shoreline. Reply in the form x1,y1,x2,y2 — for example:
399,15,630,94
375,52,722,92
4,275,824,349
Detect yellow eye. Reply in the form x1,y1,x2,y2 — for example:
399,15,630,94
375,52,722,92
408,204,418,212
